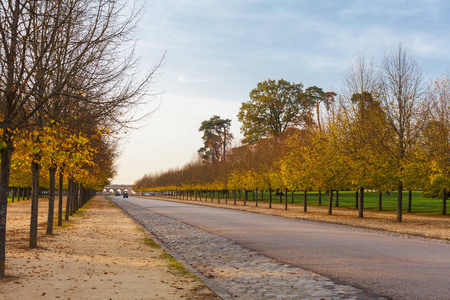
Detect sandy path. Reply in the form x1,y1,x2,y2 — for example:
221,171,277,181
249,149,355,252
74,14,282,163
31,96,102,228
0,196,219,300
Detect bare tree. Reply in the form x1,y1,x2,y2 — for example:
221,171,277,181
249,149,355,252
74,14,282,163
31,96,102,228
338,49,429,221
378,45,429,222
342,53,378,97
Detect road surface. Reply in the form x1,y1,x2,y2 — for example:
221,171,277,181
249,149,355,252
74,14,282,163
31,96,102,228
116,196,449,300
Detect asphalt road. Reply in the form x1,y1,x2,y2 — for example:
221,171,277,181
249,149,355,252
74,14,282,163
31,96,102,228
117,196,450,300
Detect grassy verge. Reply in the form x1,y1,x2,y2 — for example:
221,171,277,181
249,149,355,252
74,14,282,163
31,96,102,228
161,251,196,278
205,190,446,215
144,237,161,249
143,237,196,279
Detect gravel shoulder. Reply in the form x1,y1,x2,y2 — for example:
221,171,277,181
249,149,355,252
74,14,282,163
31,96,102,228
0,196,219,300
142,195,450,241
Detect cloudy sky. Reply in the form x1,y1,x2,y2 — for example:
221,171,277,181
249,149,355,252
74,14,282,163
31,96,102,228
112,0,450,184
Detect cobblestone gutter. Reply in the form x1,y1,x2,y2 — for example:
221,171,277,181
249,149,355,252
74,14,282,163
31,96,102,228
113,200,385,300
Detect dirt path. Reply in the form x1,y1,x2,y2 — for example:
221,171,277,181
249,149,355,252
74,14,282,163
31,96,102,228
144,195,450,240
0,196,219,300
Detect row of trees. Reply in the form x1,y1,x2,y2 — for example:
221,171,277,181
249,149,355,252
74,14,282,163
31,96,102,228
134,45,449,222
0,0,160,279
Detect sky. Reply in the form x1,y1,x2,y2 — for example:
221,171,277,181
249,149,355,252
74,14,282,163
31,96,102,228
112,0,450,184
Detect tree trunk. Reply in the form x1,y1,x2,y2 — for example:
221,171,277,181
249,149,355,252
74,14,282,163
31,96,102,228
0,147,13,279
83,185,87,206
74,181,78,212
335,190,339,207
359,187,364,218
79,185,84,207
46,167,56,235
269,189,272,208
443,188,447,216
407,190,412,213
397,181,403,222
285,188,288,210
291,190,294,203
303,190,307,212
77,183,81,208
65,178,71,221
71,181,78,214
80,185,86,207
70,181,75,215
70,180,75,215
77,182,81,209
316,101,322,132
355,190,359,208
255,189,258,207
328,190,333,215
30,161,40,248
378,191,382,211
318,190,322,205
279,190,282,203
233,190,236,205
244,189,247,206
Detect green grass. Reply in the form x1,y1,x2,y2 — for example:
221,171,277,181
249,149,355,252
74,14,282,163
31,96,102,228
53,220,71,227
7,195,24,203
209,190,447,215
72,206,87,217
161,251,196,278
142,237,195,279
144,238,161,249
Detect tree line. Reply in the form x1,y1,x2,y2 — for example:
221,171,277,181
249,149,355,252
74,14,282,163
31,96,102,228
134,45,449,223
0,0,160,279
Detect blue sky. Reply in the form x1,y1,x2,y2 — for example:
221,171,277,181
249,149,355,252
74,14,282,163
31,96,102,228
112,0,450,184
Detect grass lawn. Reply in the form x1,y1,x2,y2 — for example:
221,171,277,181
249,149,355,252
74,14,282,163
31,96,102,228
213,190,446,215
